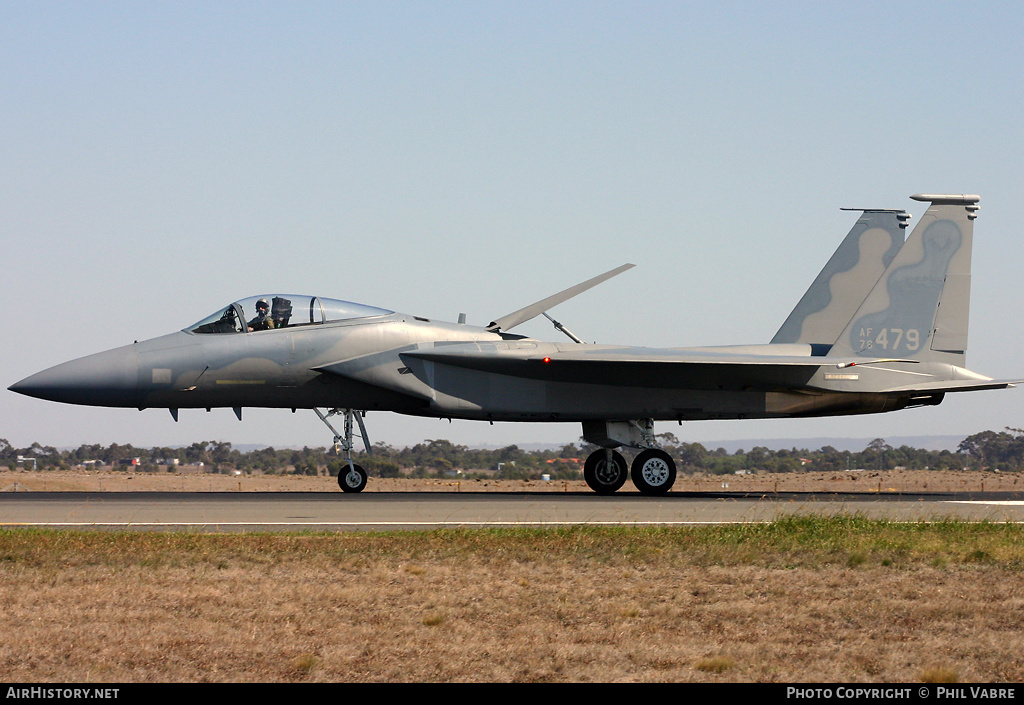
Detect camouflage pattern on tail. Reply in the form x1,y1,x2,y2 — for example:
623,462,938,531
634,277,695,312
772,208,908,347
827,194,980,367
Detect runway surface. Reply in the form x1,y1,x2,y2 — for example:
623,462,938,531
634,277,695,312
2,489,1024,530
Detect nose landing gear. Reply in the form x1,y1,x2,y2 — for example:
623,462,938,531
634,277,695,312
314,408,370,493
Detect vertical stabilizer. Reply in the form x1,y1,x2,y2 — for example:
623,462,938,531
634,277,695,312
828,194,980,366
772,209,908,346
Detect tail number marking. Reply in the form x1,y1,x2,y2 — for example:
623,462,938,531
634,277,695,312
857,328,920,352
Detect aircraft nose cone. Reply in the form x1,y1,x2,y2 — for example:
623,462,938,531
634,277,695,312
8,344,139,407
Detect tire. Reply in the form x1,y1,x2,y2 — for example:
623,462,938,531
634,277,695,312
584,450,628,495
338,463,368,493
631,449,676,495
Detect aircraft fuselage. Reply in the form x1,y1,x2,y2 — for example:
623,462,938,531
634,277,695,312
12,312,943,423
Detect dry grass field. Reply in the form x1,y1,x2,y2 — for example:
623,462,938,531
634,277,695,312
1,466,1020,494
1,469,1023,683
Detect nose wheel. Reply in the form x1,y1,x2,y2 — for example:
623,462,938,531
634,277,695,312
338,463,368,493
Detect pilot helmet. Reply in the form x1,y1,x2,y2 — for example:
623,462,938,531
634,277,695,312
256,298,269,312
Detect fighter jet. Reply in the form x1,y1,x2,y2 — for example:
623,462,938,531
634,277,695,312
9,194,1015,495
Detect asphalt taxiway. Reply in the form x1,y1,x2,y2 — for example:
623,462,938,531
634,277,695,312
2,489,1023,531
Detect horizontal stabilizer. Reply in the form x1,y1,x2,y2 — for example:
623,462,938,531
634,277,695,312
879,379,1018,394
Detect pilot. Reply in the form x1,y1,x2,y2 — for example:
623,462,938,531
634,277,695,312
248,299,275,331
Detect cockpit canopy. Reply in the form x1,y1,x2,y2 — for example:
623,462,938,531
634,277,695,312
188,295,393,334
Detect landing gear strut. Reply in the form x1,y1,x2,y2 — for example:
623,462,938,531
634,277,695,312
582,419,677,496
315,408,370,493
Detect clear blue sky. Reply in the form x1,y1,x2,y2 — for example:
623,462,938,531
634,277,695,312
3,1,1022,450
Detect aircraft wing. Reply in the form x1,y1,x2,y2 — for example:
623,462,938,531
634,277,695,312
399,344,1019,397
400,344,908,392
403,344,906,368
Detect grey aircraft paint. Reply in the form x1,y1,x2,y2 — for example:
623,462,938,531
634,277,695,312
772,208,908,347
9,194,1016,495
829,194,978,367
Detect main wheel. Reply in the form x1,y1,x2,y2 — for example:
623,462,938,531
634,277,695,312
338,463,368,493
631,449,676,495
584,450,628,495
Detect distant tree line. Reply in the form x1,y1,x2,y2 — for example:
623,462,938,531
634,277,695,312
1,428,1022,480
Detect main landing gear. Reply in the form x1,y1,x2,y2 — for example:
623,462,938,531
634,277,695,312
582,420,677,496
315,408,370,493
